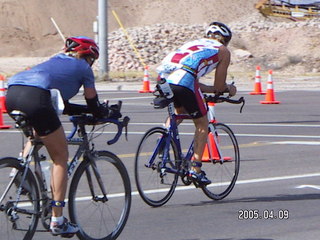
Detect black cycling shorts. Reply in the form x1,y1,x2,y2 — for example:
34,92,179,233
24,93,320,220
170,84,207,119
5,85,61,136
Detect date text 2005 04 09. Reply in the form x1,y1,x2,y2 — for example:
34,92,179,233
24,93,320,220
238,209,289,220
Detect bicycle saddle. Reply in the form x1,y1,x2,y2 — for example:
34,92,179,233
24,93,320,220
9,110,33,137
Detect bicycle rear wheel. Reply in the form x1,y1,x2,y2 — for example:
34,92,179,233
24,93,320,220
135,127,179,207
201,123,240,200
68,151,131,240
0,157,40,240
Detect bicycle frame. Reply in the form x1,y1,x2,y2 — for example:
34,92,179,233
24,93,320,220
147,100,231,177
3,115,125,215
147,102,195,177
67,124,108,199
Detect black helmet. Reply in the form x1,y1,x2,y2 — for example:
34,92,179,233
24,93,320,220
205,22,232,45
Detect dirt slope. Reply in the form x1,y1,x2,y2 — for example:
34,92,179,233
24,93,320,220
0,0,319,77
0,0,257,57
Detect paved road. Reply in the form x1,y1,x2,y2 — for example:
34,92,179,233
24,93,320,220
0,89,320,240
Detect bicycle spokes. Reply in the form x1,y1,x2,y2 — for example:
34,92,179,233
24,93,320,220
201,123,240,200
0,158,40,240
202,130,233,163
135,127,179,207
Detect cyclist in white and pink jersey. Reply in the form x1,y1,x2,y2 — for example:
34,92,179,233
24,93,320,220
157,22,237,185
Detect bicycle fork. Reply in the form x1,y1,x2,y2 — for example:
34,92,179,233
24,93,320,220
207,125,231,163
85,153,108,203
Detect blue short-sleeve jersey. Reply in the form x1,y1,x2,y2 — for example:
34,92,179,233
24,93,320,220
8,53,95,100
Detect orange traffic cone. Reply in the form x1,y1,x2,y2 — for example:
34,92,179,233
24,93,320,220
260,70,280,104
0,75,7,113
250,66,265,95
201,132,233,162
0,107,11,129
202,132,220,162
139,65,153,93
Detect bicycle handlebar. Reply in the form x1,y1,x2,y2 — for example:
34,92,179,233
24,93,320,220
204,94,245,113
67,115,130,145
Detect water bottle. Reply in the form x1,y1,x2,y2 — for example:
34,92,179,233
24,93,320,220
41,161,51,192
159,78,174,99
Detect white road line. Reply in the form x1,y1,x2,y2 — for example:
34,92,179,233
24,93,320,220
229,123,320,128
75,96,153,103
18,173,320,206
236,134,320,139
130,172,320,196
121,122,320,128
296,185,320,190
1,129,320,141
270,141,320,145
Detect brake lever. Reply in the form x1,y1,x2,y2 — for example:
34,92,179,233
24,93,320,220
239,97,245,113
122,116,130,141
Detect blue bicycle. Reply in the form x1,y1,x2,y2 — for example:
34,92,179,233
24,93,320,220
135,88,244,207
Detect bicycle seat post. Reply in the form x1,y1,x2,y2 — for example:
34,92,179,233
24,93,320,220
207,102,216,123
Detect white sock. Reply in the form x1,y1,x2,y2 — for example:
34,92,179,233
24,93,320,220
51,216,64,225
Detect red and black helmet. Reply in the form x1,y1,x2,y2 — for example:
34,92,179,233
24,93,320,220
65,36,99,59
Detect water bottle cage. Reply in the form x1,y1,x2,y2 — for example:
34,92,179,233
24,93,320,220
153,95,173,109
153,84,165,97
153,83,174,109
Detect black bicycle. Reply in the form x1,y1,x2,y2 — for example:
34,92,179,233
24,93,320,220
0,102,131,240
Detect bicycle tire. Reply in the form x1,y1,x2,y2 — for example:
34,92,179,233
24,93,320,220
135,127,179,207
201,123,240,200
0,157,40,240
68,151,131,240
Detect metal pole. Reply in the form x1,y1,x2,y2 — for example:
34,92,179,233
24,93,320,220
98,0,108,79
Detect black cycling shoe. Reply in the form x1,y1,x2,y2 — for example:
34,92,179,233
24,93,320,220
189,170,212,186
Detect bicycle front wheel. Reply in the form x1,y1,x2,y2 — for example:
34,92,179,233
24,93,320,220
0,157,40,240
135,127,179,207
68,151,131,240
201,123,240,200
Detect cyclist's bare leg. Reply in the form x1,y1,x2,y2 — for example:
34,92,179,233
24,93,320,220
165,106,185,126
40,126,68,218
22,140,32,156
165,107,208,172
192,115,208,173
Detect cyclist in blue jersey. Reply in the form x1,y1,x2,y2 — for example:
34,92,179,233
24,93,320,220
5,36,108,237
157,22,237,185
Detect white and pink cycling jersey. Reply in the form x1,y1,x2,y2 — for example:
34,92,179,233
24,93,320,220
157,38,222,92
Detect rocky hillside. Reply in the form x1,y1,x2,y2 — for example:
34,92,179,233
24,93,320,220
107,14,320,75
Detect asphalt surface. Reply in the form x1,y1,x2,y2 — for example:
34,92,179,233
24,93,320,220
0,86,320,240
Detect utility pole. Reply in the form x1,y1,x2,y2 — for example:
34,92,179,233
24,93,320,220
98,0,108,79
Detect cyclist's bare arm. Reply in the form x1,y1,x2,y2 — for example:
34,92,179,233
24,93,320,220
199,45,234,95
84,87,98,99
